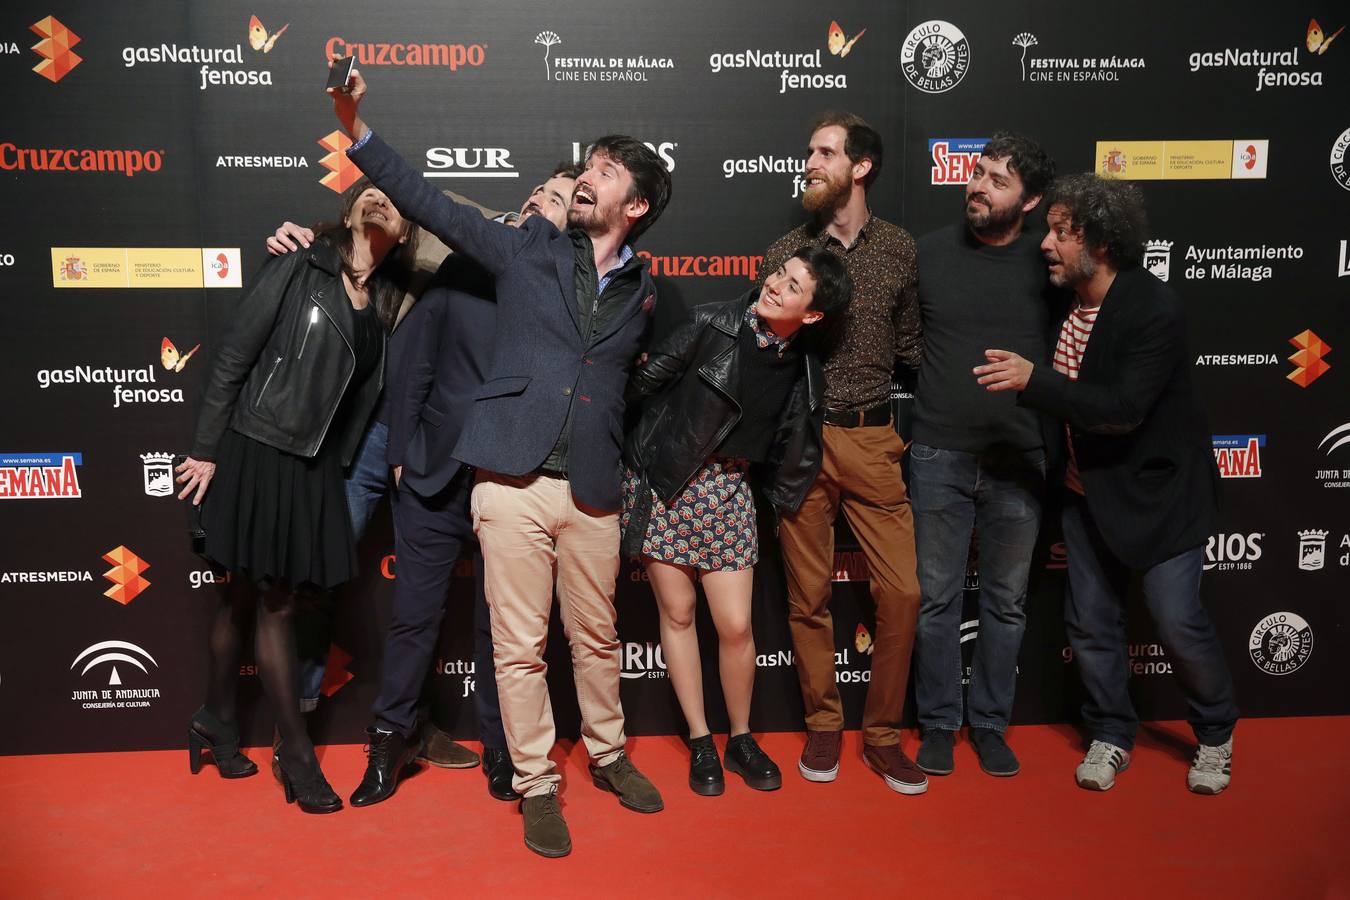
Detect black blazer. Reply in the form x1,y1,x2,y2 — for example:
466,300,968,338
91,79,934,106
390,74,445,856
1018,265,1219,569
352,132,657,511
385,254,498,498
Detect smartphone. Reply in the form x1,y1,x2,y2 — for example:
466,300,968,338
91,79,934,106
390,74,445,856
326,55,355,92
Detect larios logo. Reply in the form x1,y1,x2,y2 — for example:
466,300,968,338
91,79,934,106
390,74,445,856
1211,434,1265,478
0,144,163,177
929,138,988,185
30,15,82,82
0,452,82,499
709,21,856,94
424,146,517,179
620,641,667,680
574,140,676,173
327,36,486,70
637,252,762,281
1010,31,1145,83
1188,18,1342,91
1203,532,1263,572
36,365,184,409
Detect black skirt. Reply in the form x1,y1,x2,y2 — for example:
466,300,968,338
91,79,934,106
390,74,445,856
200,427,357,590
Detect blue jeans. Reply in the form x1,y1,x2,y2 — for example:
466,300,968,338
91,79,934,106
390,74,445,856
1061,494,1238,750
297,420,391,708
910,443,1045,732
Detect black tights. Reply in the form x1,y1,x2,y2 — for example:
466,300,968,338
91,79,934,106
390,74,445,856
204,576,316,770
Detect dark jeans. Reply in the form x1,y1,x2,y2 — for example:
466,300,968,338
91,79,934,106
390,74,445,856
375,470,506,750
910,443,1045,732
297,420,390,707
1061,493,1238,750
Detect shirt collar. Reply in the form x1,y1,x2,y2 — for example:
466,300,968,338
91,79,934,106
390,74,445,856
808,213,874,251
743,304,793,357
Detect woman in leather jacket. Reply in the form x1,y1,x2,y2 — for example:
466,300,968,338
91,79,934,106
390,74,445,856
622,246,851,796
175,178,416,813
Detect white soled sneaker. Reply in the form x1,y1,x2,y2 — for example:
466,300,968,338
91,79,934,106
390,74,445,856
1187,738,1232,795
1075,740,1131,791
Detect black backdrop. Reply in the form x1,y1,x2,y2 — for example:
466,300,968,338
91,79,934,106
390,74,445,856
3,1,1346,755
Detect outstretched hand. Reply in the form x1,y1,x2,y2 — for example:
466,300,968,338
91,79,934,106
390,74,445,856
326,56,369,140
974,349,1033,392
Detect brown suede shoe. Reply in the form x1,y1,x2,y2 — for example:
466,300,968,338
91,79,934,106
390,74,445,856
589,752,664,813
417,724,481,769
863,742,929,795
520,791,571,858
798,729,843,782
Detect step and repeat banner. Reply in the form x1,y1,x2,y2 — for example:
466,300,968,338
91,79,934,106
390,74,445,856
2,1,1346,754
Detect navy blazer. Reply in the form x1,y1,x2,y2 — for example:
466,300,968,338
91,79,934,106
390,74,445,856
1018,265,1219,569
385,254,498,498
352,132,657,511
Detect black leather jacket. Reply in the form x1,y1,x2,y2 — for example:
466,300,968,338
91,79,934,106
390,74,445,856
623,291,824,514
191,242,385,466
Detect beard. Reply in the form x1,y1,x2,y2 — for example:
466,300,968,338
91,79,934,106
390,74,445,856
1047,250,1097,288
965,192,1022,238
801,168,852,214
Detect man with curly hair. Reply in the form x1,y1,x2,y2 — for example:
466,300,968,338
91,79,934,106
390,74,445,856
974,173,1238,795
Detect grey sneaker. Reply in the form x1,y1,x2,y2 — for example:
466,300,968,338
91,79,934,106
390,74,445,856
1187,738,1232,795
1075,740,1131,791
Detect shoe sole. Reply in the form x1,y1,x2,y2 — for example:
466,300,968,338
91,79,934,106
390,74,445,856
1077,760,1129,792
524,836,572,858
1188,781,1228,795
417,754,480,770
916,759,953,776
689,777,726,796
590,775,664,813
863,755,928,795
978,762,1020,777
797,760,839,783
724,758,781,791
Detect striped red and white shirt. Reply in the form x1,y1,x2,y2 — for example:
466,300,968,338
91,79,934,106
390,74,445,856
1052,305,1101,494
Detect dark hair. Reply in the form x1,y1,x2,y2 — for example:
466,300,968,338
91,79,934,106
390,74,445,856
981,131,1056,200
585,135,672,244
551,160,584,180
807,110,884,189
790,246,852,315
1044,173,1149,268
311,177,419,328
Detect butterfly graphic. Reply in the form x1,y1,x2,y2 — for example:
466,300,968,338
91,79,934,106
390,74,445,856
248,15,289,53
828,20,866,58
161,337,201,373
1306,18,1344,54
854,623,874,656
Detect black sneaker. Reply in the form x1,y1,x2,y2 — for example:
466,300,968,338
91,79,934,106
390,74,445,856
724,733,782,791
970,728,1020,777
916,729,955,776
688,734,724,797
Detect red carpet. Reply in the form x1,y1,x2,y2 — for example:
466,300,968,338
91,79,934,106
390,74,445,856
2,718,1346,898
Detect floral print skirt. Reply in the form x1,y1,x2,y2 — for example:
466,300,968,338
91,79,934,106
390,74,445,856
621,456,758,571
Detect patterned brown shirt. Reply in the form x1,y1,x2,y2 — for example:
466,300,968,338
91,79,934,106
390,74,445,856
760,214,921,411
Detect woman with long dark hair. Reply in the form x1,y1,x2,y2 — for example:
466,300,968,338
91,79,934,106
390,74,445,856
622,246,851,796
176,178,416,813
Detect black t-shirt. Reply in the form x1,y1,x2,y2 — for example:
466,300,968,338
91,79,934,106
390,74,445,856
716,323,801,463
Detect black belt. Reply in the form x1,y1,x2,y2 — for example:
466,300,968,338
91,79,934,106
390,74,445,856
823,402,892,428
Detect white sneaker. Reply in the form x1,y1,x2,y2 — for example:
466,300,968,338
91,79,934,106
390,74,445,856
1187,738,1232,795
1075,740,1131,791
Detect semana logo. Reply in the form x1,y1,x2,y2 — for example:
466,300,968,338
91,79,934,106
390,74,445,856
709,21,854,93
2,144,163,177
327,35,486,70
102,546,150,605
1095,139,1268,180
929,138,988,185
70,640,161,708
318,130,362,193
1211,435,1264,478
1203,532,1263,572
141,452,174,497
1332,127,1350,191
1316,423,1350,488
0,452,82,499
901,20,970,94
1287,329,1331,388
31,15,82,82
1188,19,1341,91
620,641,667,679
49,248,238,288
636,251,762,282
537,29,673,84
1010,31,1145,83
1249,612,1313,675
1145,238,1302,283
424,146,517,178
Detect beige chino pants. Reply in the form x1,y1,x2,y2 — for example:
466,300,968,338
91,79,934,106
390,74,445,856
471,470,627,797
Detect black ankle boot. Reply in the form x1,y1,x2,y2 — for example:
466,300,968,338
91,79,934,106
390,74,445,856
350,726,419,807
188,706,258,779
274,745,342,814
688,734,724,796
724,733,782,791
482,747,521,801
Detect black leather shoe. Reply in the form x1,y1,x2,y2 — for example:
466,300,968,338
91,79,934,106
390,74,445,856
187,706,257,779
349,726,419,807
724,733,782,791
688,734,724,796
483,747,522,801
274,746,342,814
